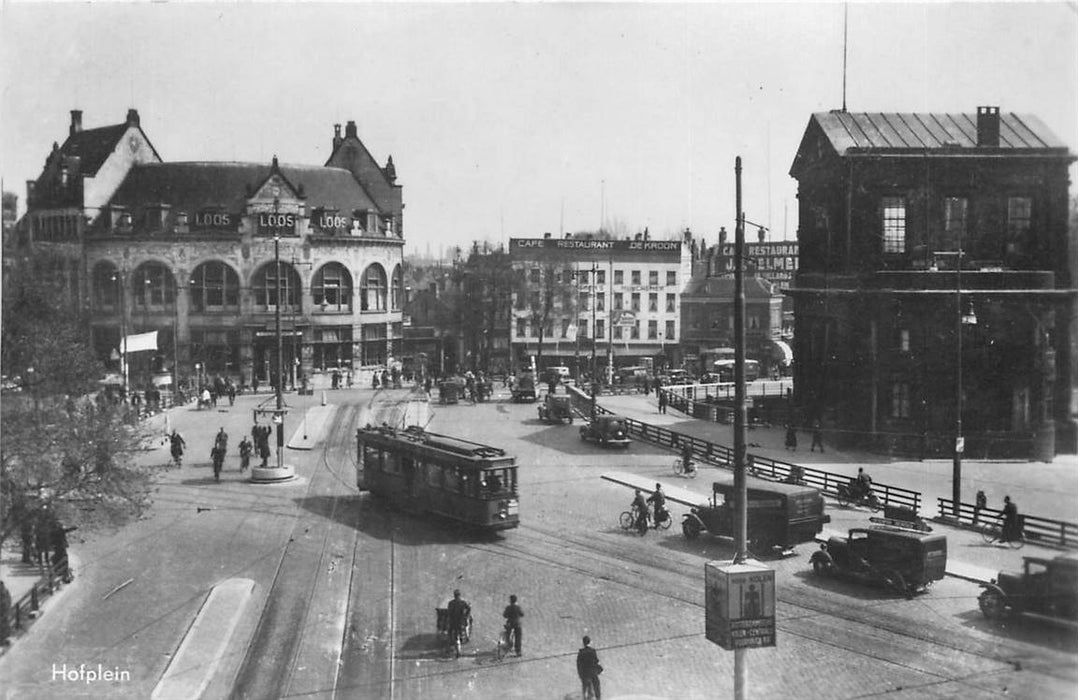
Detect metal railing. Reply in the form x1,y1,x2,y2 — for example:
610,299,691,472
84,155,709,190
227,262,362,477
936,498,1078,550
568,386,922,513
3,560,69,643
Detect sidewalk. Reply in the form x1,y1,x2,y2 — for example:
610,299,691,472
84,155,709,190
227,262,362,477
598,392,1078,523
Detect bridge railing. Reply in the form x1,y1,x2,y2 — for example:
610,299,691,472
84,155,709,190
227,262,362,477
936,498,1078,550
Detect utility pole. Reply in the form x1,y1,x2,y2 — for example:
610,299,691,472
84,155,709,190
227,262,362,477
733,155,749,697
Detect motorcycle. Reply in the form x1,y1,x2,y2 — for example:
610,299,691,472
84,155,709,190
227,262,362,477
836,481,881,511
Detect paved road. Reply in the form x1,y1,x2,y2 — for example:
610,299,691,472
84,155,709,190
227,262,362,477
1,386,1074,699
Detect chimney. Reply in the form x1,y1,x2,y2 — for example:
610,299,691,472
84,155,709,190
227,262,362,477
977,106,1000,147
126,108,140,126
333,124,342,150
345,120,357,138
70,110,83,136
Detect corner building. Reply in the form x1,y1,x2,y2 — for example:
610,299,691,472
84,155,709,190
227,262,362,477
788,107,1075,459
20,110,404,389
508,233,692,374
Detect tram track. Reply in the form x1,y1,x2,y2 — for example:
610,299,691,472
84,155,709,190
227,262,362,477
473,519,1070,688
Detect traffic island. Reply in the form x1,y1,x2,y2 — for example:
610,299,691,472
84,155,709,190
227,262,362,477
249,464,296,483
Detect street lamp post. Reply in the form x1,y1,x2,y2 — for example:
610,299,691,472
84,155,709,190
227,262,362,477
111,269,129,399
274,233,285,470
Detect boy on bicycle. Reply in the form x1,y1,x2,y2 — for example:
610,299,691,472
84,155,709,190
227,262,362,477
502,594,523,656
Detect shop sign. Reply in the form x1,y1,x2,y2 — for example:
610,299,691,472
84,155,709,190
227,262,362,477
192,210,237,230
258,212,297,236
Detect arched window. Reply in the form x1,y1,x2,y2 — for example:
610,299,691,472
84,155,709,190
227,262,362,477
253,261,300,311
313,262,353,312
132,262,176,310
92,262,121,310
189,261,240,312
390,264,403,311
361,264,387,312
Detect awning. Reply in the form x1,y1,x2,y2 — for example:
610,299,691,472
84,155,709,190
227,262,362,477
770,339,793,365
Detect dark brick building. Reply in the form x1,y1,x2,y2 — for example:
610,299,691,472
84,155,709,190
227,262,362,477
788,107,1075,459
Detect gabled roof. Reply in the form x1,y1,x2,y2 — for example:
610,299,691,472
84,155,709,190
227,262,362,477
58,122,161,176
811,110,1069,154
681,275,777,299
108,162,378,214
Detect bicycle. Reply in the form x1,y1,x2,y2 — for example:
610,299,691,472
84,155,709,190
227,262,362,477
672,458,697,478
495,624,517,660
619,507,649,535
980,523,1025,549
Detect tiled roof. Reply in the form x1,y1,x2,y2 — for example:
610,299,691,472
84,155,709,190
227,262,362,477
812,111,1069,154
59,124,130,175
109,162,378,214
682,275,776,299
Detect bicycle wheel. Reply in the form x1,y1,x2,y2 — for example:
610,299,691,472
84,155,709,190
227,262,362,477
1007,533,1026,550
980,526,998,544
672,459,684,476
619,511,635,530
657,511,673,530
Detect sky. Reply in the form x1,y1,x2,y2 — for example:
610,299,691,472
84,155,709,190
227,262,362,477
1,2,1075,257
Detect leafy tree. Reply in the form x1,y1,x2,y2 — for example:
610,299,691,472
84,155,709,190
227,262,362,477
1,252,154,548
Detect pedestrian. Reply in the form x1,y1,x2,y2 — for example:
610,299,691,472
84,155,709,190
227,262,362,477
347,370,354,388
642,376,650,395
34,510,53,566
0,579,11,645
227,381,236,406
239,436,253,472
424,376,433,397
658,388,667,414
784,423,797,451
576,635,602,700
810,419,824,452
215,427,229,452
974,490,987,525
210,388,218,408
381,369,389,388
372,372,380,390
502,594,524,656
332,369,340,390
211,445,225,482
1000,495,1020,542
50,520,75,583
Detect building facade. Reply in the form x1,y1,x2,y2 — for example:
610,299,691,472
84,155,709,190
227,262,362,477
18,109,405,391
508,232,693,377
788,107,1075,459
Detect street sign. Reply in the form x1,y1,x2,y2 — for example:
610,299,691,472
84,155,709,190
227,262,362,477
705,559,776,650
617,310,637,327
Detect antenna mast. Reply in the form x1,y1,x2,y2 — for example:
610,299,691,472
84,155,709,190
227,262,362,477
842,2,849,112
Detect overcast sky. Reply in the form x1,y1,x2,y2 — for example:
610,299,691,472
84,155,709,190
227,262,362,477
2,2,1074,257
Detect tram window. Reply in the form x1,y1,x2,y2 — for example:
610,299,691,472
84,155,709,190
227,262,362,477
425,463,442,488
445,468,460,493
482,472,503,492
363,446,382,471
397,455,414,477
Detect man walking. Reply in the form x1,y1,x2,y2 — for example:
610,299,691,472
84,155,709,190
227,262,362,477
502,594,524,656
657,388,667,414
576,635,602,699
810,419,824,452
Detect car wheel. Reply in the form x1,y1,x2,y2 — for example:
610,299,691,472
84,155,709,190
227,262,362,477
884,570,907,596
978,589,1007,620
812,558,830,576
682,520,701,540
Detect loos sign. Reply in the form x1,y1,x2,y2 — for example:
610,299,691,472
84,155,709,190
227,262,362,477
258,212,297,236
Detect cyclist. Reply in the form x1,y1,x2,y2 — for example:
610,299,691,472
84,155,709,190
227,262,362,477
855,467,873,499
446,589,471,655
169,430,186,466
647,483,668,529
502,594,523,656
631,489,649,530
681,443,695,476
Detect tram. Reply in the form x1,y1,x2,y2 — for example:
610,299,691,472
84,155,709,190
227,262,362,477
356,424,520,531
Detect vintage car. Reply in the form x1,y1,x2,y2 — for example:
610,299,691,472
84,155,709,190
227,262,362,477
978,552,1078,622
511,373,538,403
811,527,947,597
538,393,574,424
439,378,463,405
682,477,830,553
579,415,632,448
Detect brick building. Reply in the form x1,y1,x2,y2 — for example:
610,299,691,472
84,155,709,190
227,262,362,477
17,109,404,391
788,107,1075,459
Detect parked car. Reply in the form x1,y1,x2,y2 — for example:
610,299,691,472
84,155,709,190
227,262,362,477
541,365,572,386
538,393,574,424
658,369,693,385
579,415,631,448
978,552,1078,622
810,527,947,597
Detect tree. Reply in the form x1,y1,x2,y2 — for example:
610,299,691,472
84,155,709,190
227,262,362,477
1,251,155,549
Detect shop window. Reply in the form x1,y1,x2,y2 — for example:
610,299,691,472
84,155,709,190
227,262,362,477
312,326,353,370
